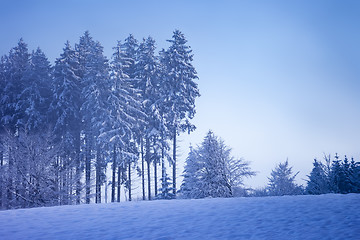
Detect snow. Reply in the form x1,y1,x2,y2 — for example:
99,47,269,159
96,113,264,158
0,194,359,240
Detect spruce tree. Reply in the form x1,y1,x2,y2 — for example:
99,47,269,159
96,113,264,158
0,39,30,208
349,158,360,193
121,34,138,79
161,30,200,195
156,169,175,200
180,146,204,199
1,39,30,133
136,36,169,200
306,159,330,194
103,39,143,202
267,160,303,196
51,41,82,204
76,31,111,204
180,131,254,199
17,48,52,133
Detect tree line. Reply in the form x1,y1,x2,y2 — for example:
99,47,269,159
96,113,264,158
180,131,360,199
0,30,200,209
248,154,360,197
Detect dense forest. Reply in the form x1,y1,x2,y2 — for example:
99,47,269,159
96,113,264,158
1,31,359,210
0,30,200,209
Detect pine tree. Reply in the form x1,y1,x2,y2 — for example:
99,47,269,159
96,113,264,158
1,39,30,133
0,55,7,133
17,48,52,133
51,41,82,204
180,131,255,199
341,156,353,193
0,39,31,208
156,169,175,200
306,159,330,194
102,39,143,202
161,30,200,195
329,154,342,193
349,158,360,193
76,31,111,204
267,160,303,196
121,34,139,79
180,146,204,199
328,154,355,194
0,56,6,208
136,36,169,200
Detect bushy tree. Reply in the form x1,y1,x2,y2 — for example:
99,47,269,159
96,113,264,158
180,131,255,199
1,129,60,209
267,160,303,196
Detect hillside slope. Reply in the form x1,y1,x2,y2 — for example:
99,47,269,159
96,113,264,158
0,194,359,240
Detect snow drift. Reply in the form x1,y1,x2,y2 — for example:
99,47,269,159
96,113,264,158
0,194,359,240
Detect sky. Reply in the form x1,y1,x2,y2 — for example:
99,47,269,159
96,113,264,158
1,0,360,188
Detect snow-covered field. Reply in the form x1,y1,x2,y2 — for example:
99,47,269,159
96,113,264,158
0,194,359,240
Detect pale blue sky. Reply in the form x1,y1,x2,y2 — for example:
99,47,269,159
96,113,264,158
1,0,360,188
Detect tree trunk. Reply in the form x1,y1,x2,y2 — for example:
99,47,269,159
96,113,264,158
85,133,91,204
153,138,158,197
146,137,151,200
141,138,145,200
154,154,158,197
75,132,81,205
117,166,121,202
95,146,101,203
172,128,176,195
111,144,116,202
162,147,165,181
7,147,13,209
69,167,73,205
104,166,108,203
128,163,132,201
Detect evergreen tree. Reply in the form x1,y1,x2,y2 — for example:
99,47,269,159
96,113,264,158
161,30,200,195
156,169,175,200
329,154,342,193
180,131,255,199
51,41,82,204
0,55,7,133
136,36,169,200
1,39,30,133
17,48,52,133
349,158,360,193
103,39,143,202
0,57,4,208
306,159,329,194
76,31,111,204
180,146,204,199
267,160,303,196
0,39,30,208
329,154,355,194
121,34,139,79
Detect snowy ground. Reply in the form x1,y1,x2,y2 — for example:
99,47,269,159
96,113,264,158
0,194,359,240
